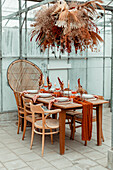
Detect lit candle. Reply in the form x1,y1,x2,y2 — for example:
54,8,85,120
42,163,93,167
43,76,44,84
68,80,70,89
54,83,56,87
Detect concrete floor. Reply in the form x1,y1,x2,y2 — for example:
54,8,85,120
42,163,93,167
0,107,111,170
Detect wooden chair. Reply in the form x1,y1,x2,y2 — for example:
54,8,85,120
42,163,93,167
30,103,61,156
66,96,104,145
13,91,24,134
22,96,42,140
66,110,97,145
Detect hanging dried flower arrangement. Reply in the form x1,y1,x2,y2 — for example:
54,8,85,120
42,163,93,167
30,0,104,54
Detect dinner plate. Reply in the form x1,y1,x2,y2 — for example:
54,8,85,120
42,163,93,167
75,93,80,97
38,93,52,98
88,98,97,101
26,90,38,93
55,97,69,102
49,88,55,92
82,94,94,99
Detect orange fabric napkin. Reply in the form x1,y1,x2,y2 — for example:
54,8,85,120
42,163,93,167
48,99,58,110
48,98,72,110
93,95,99,99
33,94,40,103
73,98,93,141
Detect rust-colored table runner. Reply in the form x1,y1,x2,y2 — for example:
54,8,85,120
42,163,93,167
73,98,93,141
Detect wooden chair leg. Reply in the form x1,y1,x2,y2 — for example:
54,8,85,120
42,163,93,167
50,129,53,144
42,129,45,156
101,130,104,142
21,118,23,131
70,117,75,140
70,119,73,139
68,119,71,130
30,125,35,149
72,118,75,140
22,119,27,140
17,116,20,134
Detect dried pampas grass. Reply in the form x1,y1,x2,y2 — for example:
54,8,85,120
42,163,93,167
30,0,104,54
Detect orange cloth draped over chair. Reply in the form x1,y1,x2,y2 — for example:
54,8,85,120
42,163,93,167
73,98,93,141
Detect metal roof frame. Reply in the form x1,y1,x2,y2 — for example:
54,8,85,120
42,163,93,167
0,0,113,113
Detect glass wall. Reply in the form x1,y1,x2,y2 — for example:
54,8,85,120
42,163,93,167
0,0,112,112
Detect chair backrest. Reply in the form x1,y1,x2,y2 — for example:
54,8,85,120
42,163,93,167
14,91,23,109
30,103,45,124
30,103,44,115
22,96,33,115
7,59,43,92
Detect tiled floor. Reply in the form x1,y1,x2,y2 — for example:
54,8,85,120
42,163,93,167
0,107,111,170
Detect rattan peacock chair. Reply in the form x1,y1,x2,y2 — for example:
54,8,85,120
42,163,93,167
7,59,43,134
7,59,43,92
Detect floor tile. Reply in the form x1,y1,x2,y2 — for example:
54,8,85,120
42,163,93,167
0,143,5,148
64,151,84,161
0,108,111,170
50,157,73,169
62,165,83,170
43,151,62,161
40,166,58,170
4,159,27,169
0,162,4,168
83,151,105,160
13,147,32,155
6,142,25,150
72,158,97,169
96,157,108,168
88,165,108,170
0,147,11,154
0,152,18,163
19,152,41,162
17,166,32,170
26,159,51,169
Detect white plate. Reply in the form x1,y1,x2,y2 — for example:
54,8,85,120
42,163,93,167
75,93,80,96
38,93,52,98
55,97,69,102
63,91,72,95
26,90,38,93
49,88,55,92
89,98,97,101
82,94,94,99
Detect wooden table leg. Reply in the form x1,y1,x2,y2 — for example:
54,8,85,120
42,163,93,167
96,104,102,146
59,110,66,155
21,117,24,131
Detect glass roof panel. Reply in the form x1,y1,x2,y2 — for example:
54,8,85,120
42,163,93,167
2,0,113,28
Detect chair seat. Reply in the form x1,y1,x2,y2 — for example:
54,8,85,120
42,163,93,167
75,114,96,120
75,113,83,119
66,110,81,116
35,119,59,129
66,111,96,123
19,108,24,114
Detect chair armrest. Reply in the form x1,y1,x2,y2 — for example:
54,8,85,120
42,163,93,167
35,103,43,107
44,109,61,114
44,109,61,119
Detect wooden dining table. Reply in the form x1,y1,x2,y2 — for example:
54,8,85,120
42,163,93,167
24,93,109,155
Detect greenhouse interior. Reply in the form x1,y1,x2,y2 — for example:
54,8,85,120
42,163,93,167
0,0,113,169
